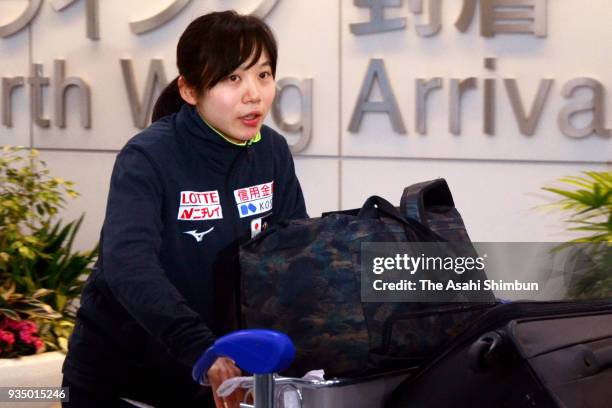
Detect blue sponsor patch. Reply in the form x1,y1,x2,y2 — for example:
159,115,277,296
241,203,258,216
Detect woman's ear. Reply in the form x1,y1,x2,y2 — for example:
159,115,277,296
178,75,198,105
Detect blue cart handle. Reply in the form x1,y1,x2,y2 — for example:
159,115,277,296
192,329,295,385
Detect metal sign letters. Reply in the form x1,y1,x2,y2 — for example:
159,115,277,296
351,0,547,37
347,0,610,139
0,0,278,39
0,0,609,153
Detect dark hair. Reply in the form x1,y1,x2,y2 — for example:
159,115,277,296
152,10,278,122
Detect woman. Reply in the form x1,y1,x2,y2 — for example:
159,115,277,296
62,10,307,408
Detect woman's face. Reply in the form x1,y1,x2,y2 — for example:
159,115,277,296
197,50,276,143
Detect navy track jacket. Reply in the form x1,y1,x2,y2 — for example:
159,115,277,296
63,104,307,396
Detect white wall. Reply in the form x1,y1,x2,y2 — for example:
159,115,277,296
1,0,610,252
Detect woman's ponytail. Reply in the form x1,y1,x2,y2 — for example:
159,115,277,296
151,76,185,123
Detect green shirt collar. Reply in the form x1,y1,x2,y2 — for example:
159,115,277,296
202,118,261,146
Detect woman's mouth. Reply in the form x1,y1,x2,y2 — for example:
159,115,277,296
240,113,261,127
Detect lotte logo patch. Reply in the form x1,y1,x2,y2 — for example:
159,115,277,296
177,190,223,221
234,181,273,218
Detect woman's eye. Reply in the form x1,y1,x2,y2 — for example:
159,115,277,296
259,72,272,79
228,75,239,82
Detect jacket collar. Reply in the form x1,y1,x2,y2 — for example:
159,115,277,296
174,103,260,173
202,117,262,147
176,103,260,148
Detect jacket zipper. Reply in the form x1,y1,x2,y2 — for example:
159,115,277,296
222,142,252,331
223,142,252,239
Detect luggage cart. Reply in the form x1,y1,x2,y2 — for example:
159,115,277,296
193,329,413,408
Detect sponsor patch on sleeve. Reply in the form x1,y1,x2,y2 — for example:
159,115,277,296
178,190,223,221
234,181,273,218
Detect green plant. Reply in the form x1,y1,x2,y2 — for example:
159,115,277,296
9,217,98,351
11,217,97,313
0,146,78,268
0,146,97,354
543,171,612,299
0,282,61,322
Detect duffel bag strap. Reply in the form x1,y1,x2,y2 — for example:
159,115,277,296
399,178,455,225
358,195,447,242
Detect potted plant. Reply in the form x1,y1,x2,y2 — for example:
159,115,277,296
0,146,97,398
543,171,611,299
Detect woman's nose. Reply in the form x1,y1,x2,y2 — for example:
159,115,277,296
242,77,261,104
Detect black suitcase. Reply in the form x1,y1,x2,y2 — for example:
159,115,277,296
387,299,612,408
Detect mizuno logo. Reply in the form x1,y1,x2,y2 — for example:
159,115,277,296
183,227,214,242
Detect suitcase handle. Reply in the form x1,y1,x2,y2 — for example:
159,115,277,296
468,331,505,373
594,344,612,369
577,344,612,375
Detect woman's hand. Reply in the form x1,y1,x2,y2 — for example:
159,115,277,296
207,357,244,408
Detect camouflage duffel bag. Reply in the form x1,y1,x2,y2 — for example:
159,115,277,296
240,179,496,378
